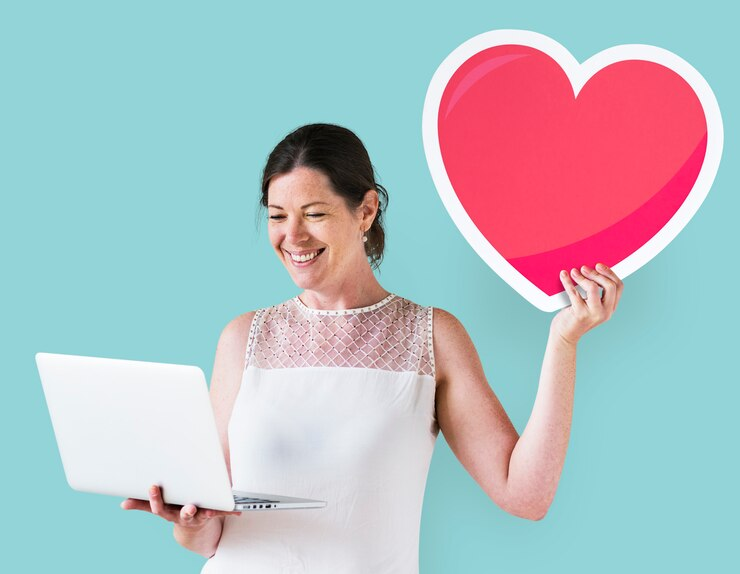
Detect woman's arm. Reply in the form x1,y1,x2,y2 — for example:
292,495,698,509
503,323,576,520
434,264,623,520
122,311,256,558
175,310,257,555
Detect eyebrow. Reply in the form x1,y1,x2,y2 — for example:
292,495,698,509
267,201,330,210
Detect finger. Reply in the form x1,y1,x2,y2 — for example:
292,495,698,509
195,506,242,518
120,498,152,512
570,267,603,313
581,265,616,313
201,508,232,519
595,263,624,306
148,485,174,519
204,509,243,517
594,262,620,283
179,505,241,525
560,270,587,313
180,504,198,525
153,486,187,521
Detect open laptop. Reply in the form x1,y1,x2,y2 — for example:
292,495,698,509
36,352,326,512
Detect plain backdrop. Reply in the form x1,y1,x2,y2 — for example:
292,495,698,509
2,1,737,572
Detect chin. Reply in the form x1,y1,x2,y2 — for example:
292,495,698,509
286,269,320,291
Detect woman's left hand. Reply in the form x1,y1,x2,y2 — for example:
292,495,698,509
551,263,624,346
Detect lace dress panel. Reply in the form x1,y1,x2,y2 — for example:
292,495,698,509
245,295,435,378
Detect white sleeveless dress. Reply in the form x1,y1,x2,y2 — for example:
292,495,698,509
201,293,439,573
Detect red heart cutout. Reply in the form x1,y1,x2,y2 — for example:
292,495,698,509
423,31,723,311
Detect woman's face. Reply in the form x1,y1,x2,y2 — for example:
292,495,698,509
267,167,371,293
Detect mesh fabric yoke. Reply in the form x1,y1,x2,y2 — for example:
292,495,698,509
246,294,435,377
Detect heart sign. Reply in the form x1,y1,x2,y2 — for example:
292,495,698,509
422,30,723,311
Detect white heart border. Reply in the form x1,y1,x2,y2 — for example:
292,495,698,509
422,29,724,312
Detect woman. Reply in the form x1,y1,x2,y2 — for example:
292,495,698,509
122,123,623,572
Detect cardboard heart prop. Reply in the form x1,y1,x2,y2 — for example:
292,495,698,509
423,30,723,311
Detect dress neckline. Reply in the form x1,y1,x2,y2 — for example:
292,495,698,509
292,293,397,316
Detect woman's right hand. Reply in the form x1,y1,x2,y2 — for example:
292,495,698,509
120,484,241,530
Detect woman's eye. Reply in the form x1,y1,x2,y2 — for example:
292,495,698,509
268,215,285,221
306,213,325,218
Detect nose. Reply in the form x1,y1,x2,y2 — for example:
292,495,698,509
286,216,310,245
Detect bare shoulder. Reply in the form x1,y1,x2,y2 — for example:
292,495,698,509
217,311,256,351
210,311,257,399
432,307,481,386
432,307,467,338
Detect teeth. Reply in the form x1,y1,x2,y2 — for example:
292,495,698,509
290,250,321,262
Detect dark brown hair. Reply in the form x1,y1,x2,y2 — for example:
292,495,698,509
260,123,388,269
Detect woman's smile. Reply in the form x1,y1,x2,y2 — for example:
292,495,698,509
283,248,326,266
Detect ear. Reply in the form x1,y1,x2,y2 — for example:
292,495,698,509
358,189,379,230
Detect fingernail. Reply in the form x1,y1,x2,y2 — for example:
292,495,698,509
560,270,566,277
571,267,579,275
597,263,607,271
582,265,592,274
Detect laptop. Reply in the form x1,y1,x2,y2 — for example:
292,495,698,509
36,352,326,512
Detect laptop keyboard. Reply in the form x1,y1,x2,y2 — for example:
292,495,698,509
234,496,278,504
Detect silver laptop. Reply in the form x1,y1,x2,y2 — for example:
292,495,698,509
36,352,326,512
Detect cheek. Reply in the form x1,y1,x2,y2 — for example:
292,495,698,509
268,228,283,250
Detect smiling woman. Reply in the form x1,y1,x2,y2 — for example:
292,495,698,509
259,124,391,310
263,123,388,268
265,166,382,305
121,123,624,573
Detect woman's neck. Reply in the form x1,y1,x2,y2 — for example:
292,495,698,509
298,269,389,311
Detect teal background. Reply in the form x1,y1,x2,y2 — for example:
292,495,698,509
2,1,737,571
